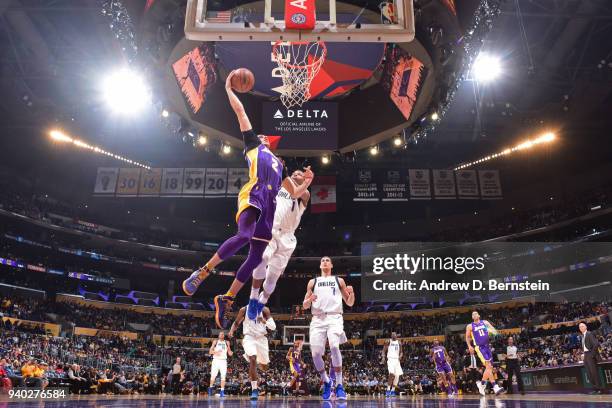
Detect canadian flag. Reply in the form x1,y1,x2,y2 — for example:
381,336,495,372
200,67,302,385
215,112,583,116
311,175,336,213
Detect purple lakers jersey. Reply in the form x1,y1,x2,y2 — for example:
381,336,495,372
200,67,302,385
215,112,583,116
471,322,490,346
432,346,447,365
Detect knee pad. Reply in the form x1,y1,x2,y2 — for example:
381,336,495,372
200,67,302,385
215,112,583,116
330,346,342,368
262,264,282,294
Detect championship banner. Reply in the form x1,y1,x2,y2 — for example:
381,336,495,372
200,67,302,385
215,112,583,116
311,175,337,213
478,170,503,199
116,168,141,197
204,168,228,197
227,168,249,196
382,170,408,201
353,169,379,201
138,168,162,197
160,168,184,197
408,169,432,200
455,170,479,199
93,167,119,195
182,168,206,196
433,169,457,199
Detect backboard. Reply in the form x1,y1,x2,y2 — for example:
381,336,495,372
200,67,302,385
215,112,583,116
185,0,415,43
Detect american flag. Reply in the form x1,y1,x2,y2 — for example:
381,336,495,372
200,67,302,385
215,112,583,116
206,10,232,23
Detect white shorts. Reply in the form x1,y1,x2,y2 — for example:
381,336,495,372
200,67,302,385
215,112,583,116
309,314,347,349
387,358,403,377
254,231,297,279
210,359,227,380
242,335,270,366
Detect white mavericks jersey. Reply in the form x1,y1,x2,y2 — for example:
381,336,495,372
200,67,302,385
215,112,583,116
273,187,306,233
243,316,267,338
312,275,343,315
212,339,228,360
387,340,401,360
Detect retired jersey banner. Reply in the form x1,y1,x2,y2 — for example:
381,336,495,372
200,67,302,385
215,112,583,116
205,168,228,197
311,176,337,213
138,168,162,197
455,170,479,199
408,169,431,200
433,169,456,199
382,170,408,201
353,169,379,201
227,168,248,197
94,168,119,195
160,168,184,197
116,168,141,197
478,170,503,199
182,168,206,196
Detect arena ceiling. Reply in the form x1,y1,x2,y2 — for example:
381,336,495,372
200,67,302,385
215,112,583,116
0,0,611,166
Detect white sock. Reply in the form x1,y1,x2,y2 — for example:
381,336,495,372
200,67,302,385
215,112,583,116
251,380,258,390
335,371,343,386
250,287,259,300
259,291,270,304
320,371,330,383
387,386,391,391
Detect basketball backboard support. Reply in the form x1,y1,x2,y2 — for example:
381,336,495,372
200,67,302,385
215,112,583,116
185,0,415,43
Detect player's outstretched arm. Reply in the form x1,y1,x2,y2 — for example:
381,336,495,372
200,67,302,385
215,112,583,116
229,307,246,338
286,347,293,361
209,339,217,356
283,166,314,199
302,279,316,309
338,277,355,307
465,325,474,354
484,320,498,335
227,340,233,357
262,307,276,331
226,71,252,132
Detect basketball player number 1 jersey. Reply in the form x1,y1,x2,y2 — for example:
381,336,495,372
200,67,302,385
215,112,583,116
312,276,343,315
273,187,306,233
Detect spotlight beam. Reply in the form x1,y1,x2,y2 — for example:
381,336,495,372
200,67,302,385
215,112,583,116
48,129,150,169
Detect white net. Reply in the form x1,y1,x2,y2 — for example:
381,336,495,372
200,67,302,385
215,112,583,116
272,41,327,109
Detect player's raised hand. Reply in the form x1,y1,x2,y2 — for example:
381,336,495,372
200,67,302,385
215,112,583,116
303,166,314,181
225,70,236,91
346,286,354,296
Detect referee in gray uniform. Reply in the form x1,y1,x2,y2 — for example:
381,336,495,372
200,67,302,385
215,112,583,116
505,337,525,394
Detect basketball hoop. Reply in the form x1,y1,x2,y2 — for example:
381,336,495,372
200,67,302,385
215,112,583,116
272,41,327,109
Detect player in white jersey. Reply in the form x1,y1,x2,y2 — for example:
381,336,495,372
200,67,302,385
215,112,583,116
247,168,313,320
302,256,355,401
208,331,233,397
228,305,276,400
381,332,403,398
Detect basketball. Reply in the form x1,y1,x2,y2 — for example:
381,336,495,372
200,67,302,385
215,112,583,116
231,68,255,93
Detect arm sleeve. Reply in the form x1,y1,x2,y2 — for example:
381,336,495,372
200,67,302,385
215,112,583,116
265,317,277,331
242,129,260,151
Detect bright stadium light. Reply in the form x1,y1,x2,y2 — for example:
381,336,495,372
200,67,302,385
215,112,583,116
222,144,231,155
321,155,330,165
197,135,207,146
161,109,169,118
472,53,501,83
393,137,403,147
430,112,439,121
369,146,379,156
49,130,73,143
102,69,151,114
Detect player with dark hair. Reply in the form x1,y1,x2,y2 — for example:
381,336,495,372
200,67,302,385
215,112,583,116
466,311,503,396
182,70,311,329
431,339,457,397
286,339,305,395
382,332,403,398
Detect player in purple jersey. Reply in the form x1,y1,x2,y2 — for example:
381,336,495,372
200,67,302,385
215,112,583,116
182,70,312,329
466,311,503,396
287,340,305,395
430,339,457,397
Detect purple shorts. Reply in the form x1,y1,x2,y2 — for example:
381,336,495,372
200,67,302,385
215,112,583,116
475,344,492,363
237,182,277,241
435,361,453,374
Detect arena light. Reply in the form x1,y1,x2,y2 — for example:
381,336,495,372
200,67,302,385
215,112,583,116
393,137,403,147
472,53,501,83
369,146,379,156
48,129,150,169
197,135,207,146
102,68,151,114
161,109,170,118
430,112,439,121
222,144,232,155
454,132,556,170
321,155,330,165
